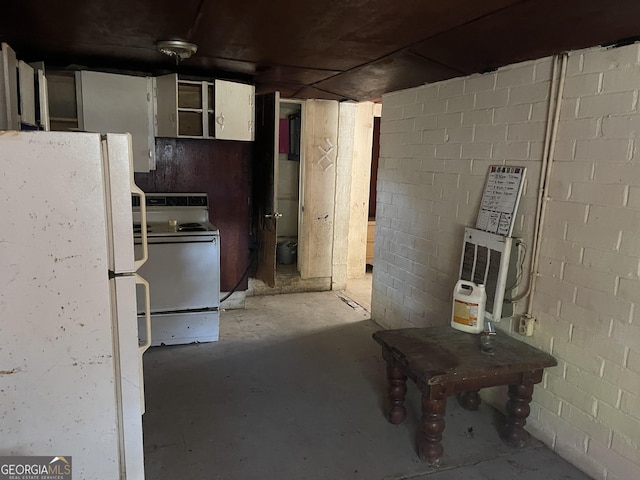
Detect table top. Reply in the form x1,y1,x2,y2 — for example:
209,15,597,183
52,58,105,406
373,326,557,386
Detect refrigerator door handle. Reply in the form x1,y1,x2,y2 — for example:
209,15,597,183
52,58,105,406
132,183,148,270
136,273,151,415
136,274,152,352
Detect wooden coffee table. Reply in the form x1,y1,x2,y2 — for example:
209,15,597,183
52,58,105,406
372,326,557,465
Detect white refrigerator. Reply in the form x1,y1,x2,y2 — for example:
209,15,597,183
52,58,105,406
0,131,151,479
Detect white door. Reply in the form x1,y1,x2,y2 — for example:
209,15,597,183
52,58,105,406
111,275,146,479
102,133,148,274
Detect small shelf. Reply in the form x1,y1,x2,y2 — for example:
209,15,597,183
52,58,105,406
49,116,79,131
49,116,78,123
177,79,202,85
178,110,203,137
177,82,202,110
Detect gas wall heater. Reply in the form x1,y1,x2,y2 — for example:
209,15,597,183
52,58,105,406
458,227,514,322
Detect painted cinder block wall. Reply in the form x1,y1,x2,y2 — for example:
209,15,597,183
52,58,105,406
373,42,640,480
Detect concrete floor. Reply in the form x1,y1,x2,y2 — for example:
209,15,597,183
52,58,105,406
344,270,373,312
142,290,592,480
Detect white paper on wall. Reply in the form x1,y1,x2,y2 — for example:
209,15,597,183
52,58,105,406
476,166,526,236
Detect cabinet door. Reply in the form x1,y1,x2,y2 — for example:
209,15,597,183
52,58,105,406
29,62,50,131
18,61,36,126
155,73,178,137
77,71,155,172
0,42,19,130
214,80,255,141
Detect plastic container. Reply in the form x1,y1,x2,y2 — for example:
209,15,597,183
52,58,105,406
480,320,497,354
276,241,297,265
451,280,486,334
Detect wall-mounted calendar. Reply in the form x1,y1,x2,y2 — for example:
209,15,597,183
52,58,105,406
476,166,527,237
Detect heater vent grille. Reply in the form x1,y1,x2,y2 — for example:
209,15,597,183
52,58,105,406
459,227,513,321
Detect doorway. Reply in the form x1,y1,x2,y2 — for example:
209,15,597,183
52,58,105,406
345,110,380,311
275,101,302,276
366,115,380,268
252,95,313,292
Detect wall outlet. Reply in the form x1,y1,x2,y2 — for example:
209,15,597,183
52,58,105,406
518,315,535,336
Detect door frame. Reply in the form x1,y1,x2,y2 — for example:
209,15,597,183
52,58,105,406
279,98,306,273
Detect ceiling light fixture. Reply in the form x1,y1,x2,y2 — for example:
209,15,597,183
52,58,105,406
156,39,198,64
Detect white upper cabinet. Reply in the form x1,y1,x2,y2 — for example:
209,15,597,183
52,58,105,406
0,42,19,130
0,44,49,130
214,80,254,141
155,74,254,141
76,71,155,172
29,61,50,131
17,61,36,126
155,74,212,138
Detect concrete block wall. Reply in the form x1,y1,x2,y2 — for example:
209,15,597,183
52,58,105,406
375,42,640,479
332,102,356,290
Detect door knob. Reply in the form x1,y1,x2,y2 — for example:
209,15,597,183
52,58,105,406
264,212,283,218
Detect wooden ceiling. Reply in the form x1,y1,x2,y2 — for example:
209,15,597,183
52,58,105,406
3,0,640,101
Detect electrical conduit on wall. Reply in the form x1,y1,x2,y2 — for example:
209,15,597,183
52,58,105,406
511,53,569,319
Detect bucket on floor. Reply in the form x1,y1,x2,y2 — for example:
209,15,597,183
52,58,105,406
451,280,486,334
276,241,297,265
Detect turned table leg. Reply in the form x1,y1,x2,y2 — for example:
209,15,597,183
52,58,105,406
458,390,481,411
418,395,446,465
503,383,534,447
386,365,407,424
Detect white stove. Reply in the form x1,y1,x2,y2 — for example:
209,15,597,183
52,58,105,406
133,193,220,346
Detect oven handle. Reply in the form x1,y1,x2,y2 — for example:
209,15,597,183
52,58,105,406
132,183,148,270
136,273,152,353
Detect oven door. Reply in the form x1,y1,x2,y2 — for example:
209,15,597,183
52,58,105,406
134,236,220,313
